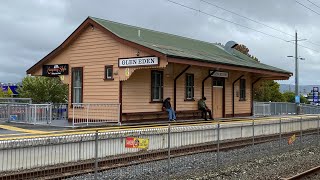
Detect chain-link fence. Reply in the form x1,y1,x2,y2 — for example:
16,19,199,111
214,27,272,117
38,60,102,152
0,115,319,179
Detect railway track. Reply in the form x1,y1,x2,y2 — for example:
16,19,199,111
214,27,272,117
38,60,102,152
0,129,319,180
282,165,320,180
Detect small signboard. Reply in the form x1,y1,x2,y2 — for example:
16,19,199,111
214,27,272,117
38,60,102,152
118,56,159,68
125,137,149,149
288,134,296,145
42,64,69,76
209,71,229,78
10,115,18,121
295,95,300,104
313,87,319,104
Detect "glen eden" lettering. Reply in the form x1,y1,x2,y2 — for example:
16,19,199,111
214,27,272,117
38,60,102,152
119,57,158,67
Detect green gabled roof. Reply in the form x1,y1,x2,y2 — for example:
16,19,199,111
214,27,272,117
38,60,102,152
90,16,291,75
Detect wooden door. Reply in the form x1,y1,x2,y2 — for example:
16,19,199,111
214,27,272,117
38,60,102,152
212,78,224,118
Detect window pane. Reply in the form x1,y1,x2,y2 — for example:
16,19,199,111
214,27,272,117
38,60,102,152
107,67,112,79
72,68,82,103
151,71,163,101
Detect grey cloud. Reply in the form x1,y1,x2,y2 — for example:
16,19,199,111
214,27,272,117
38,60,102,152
0,0,319,85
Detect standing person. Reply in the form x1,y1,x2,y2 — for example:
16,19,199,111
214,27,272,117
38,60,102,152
198,97,213,121
162,97,176,121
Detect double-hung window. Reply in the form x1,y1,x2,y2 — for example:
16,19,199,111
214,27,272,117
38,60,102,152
151,70,163,102
239,79,246,101
185,74,194,100
72,67,83,104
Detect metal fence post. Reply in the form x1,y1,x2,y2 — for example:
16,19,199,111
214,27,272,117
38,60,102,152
318,115,320,136
48,104,52,125
279,118,282,149
252,118,255,146
168,124,171,180
7,104,11,122
118,103,121,125
217,119,220,169
300,117,303,147
87,104,90,126
94,130,99,180
34,105,37,125
72,104,75,128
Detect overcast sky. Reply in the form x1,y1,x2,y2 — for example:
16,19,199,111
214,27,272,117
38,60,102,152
1,0,320,85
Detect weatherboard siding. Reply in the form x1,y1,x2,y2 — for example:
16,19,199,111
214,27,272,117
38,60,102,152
225,72,252,116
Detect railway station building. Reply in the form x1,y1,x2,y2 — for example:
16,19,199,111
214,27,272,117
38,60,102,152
27,17,292,122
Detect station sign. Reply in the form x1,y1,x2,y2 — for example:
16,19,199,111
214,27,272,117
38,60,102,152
313,87,319,103
42,64,69,76
209,70,229,78
118,56,159,68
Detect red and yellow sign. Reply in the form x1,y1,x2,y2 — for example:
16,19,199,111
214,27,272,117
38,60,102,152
288,134,296,145
125,137,149,149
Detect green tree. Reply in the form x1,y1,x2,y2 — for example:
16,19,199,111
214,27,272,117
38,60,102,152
0,89,8,97
253,80,284,102
300,95,309,104
17,76,68,103
235,44,260,62
282,91,309,104
282,91,295,103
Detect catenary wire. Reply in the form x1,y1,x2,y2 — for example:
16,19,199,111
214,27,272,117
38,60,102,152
307,0,320,9
201,0,320,47
167,0,320,52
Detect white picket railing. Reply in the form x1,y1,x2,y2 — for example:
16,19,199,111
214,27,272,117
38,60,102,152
72,103,121,127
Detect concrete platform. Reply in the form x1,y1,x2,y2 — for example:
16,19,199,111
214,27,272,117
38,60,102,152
0,114,318,141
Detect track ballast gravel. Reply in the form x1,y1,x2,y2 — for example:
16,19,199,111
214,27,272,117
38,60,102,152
67,134,320,180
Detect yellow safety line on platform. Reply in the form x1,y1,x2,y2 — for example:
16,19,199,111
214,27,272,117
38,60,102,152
0,125,45,134
0,118,281,141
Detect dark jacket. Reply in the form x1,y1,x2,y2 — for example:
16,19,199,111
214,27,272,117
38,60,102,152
162,98,171,109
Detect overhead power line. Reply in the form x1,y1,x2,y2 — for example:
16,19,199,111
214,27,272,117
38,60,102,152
296,0,320,15
167,0,320,52
307,0,320,9
201,0,320,48
201,0,295,38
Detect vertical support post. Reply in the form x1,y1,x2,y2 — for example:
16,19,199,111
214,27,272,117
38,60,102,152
317,115,319,136
300,117,303,147
94,130,98,180
48,104,52,125
72,104,75,128
217,119,220,169
252,118,255,146
167,124,171,180
87,104,90,126
7,104,11,122
279,118,282,148
34,105,37,125
118,103,121,125
295,31,299,115
25,105,28,122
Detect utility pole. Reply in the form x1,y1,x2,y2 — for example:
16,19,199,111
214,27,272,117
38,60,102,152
295,31,299,114
287,31,306,114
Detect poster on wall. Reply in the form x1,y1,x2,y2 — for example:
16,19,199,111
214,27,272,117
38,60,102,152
42,64,69,76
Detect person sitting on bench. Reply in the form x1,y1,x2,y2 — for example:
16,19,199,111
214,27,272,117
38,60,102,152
198,97,213,121
162,97,176,121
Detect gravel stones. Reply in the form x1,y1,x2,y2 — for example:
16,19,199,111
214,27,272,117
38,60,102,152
68,134,320,180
